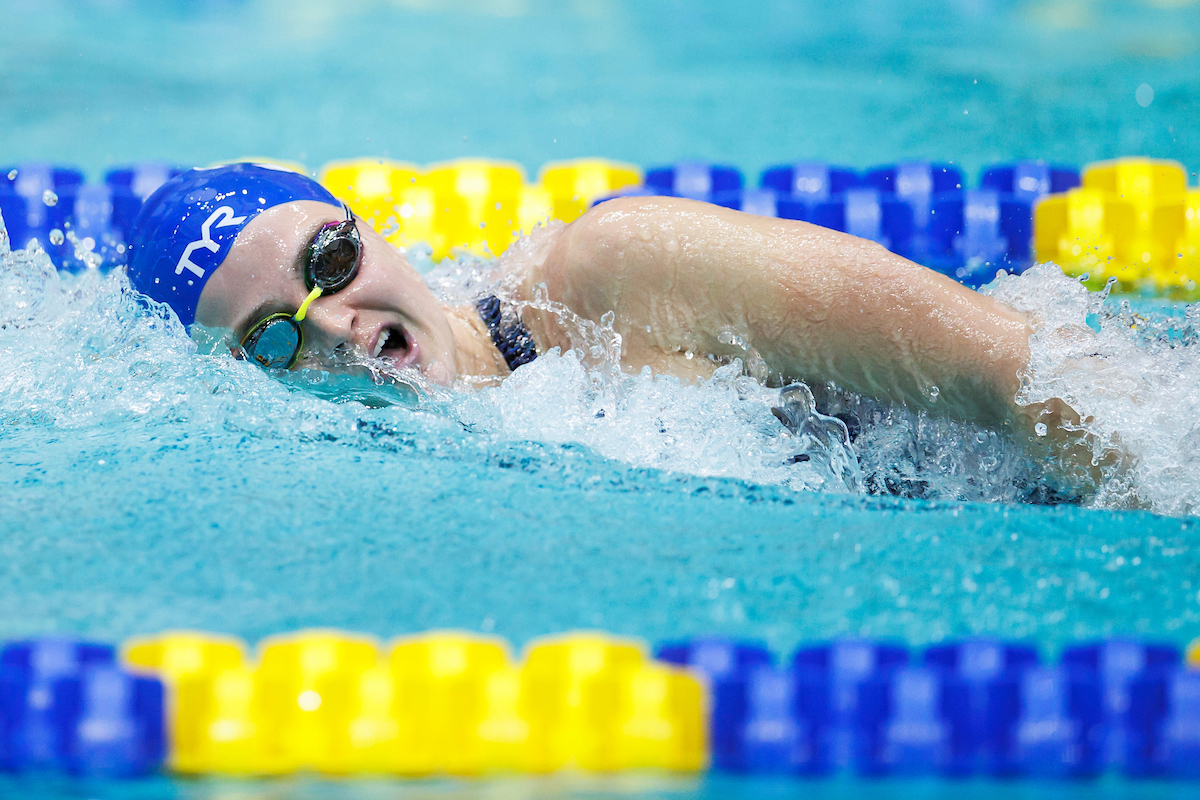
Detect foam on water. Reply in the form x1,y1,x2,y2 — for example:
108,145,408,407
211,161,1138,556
987,265,1200,517
1,217,1198,517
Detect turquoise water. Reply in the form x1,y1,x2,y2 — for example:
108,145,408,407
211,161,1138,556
1,256,1198,647
4,0,1200,795
2,0,1198,180
6,774,1200,800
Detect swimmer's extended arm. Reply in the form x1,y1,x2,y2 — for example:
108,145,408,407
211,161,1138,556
531,196,1033,428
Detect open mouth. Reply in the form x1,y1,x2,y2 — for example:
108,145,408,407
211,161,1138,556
371,324,419,369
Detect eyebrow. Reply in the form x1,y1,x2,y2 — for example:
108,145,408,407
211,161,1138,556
231,218,327,343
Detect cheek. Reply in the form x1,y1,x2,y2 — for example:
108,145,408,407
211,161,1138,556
368,254,437,318
422,360,455,386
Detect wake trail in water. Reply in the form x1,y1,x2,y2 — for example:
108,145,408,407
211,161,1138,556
1,216,1198,516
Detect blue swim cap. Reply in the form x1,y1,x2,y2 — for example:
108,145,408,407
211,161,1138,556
126,163,339,328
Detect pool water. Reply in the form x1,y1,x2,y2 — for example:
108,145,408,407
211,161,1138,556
3,0,1198,181
0,251,1197,646
3,0,1200,794
7,774,1200,800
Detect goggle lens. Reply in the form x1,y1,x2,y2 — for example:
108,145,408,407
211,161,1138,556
241,315,302,370
305,218,361,293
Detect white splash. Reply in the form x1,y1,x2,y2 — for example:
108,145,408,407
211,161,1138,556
2,208,1198,516
986,263,1200,516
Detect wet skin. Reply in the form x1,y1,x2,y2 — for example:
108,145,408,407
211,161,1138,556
530,196,1033,428
195,196,1038,434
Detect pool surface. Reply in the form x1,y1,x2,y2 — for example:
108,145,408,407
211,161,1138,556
8,774,1200,799
3,0,1198,182
3,0,1200,795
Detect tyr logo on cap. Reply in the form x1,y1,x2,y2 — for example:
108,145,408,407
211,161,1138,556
175,206,247,278
126,163,340,328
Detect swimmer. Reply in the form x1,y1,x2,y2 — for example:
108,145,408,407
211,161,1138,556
128,163,1068,460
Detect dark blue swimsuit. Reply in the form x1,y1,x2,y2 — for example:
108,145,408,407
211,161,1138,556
476,295,538,372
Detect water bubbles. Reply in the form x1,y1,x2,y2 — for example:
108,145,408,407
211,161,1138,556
1136,83,1155,108
1035,422,1048,437
6,169,16,180
929,385,940,401
62,230,103,270
42,190,58,207
48,229,64,246
717,328,748,350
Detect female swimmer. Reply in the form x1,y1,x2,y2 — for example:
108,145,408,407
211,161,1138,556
128,163,1054,446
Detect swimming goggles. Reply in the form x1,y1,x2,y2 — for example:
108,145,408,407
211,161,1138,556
237,205,362,370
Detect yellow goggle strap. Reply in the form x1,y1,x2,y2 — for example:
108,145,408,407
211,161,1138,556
293,286,323,323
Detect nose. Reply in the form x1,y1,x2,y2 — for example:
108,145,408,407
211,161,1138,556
300,294,357,354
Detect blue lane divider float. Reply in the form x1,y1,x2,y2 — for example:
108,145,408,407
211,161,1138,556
656,636,1198,780
1127,667,1200,778
857,664,954,776
711,188,781,217
1061,639,1181,769
921,639,1038,775
0,162,184,270
760,163,860,201
740,659,828,773
806,189,916,259
599,159,1080,289
1,163,86,197
980,162,1080,200
644,162,743,199
861,162,963,267
926,190,1033,285
63,185,144,266
0,191,73,253
0,186,142,269
0,639,165,777
104,163,188,201
1,163,83,252
793,639,909,770
1000,665,1105,778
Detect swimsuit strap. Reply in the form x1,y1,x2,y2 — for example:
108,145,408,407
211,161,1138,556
476,295,538,372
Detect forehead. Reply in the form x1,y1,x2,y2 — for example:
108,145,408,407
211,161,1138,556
194,200,341,329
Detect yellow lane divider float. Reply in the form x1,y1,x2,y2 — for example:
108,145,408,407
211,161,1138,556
123,629,706,777
317,158,641,261
1035,157,1200,297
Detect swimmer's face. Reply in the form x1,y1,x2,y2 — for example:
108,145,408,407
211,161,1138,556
194,200,459,385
